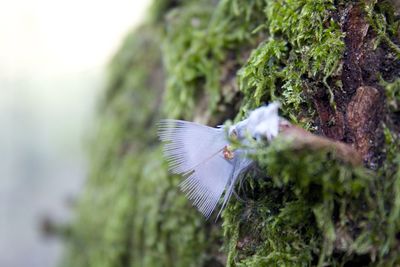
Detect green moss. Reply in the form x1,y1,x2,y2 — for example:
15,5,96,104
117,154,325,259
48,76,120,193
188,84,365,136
220,120,400,266
163,0,266,119
64,0,400,266
383,78,400,112
239,0,344,122
376,128,400,263
162,3,217,119
366,0,400,59
163,0,344,123
222,138,375,266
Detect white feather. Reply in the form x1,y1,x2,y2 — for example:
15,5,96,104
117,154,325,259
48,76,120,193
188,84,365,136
158,120,235,217
158,102,281,218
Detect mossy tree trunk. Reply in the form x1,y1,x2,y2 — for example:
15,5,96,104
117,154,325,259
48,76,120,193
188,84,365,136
63,1,400,266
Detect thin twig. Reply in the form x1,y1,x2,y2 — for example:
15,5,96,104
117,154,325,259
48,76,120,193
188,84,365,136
278,121,362,166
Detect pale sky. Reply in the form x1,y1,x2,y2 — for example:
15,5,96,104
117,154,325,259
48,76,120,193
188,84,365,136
0,1,152,267
0,0,152,77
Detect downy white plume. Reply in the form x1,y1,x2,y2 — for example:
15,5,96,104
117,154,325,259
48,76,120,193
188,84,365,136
230,101,280,141
158,103,280,218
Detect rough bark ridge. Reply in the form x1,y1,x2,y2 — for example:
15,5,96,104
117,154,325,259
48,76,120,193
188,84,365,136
62,1,400,266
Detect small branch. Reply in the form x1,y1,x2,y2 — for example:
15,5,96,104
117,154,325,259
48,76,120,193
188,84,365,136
278,121,363,166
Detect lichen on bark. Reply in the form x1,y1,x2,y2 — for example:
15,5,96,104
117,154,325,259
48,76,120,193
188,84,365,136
63,0,400,266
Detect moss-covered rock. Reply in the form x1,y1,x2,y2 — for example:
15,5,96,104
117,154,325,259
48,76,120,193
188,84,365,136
63,0,400,266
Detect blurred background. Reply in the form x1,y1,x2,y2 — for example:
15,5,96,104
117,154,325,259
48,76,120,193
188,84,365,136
0,0,151,266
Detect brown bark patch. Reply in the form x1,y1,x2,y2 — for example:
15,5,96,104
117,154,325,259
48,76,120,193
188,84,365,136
347,86,381,163
313,96,345,140
311,4,387,167
341,5,370,96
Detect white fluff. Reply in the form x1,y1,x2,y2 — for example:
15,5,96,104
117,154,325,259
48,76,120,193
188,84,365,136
230,102,280,141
